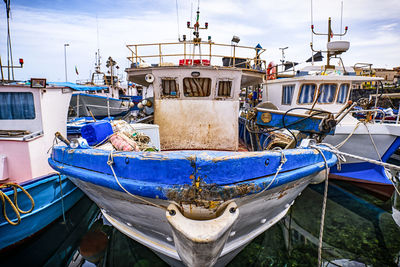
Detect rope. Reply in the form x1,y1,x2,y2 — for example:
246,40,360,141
0,183,35,225
311,144,400,195
335,121,362,149
261,148,287,192
107,151,169,211
363,122,382,161
56,173,67,225
313,147,329,267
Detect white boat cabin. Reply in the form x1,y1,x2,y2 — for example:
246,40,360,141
0,84,71,182
127,66,264,151
263,72,382,114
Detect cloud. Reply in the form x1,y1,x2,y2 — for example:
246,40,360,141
0,0,399,82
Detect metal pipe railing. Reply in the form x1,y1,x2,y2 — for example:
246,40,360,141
126,41,267,71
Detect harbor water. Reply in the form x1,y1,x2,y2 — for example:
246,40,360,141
1,180,399,267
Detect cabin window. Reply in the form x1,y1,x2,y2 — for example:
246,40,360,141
161,78,179,97
298,84,316,104
217,80,232,97
183,78,211,97
317,84,337,103
282,84,295,105
337,84,349,103
0,92,35,120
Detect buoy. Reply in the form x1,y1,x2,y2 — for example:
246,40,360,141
267,62,277,80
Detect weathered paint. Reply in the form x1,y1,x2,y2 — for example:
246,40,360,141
148,67,242,151
155,99,239,150
255,108,335,135
50,146,337,189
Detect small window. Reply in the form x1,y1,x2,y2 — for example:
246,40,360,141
183,78,211,97
282,84,295,105
217,81,232,97
298,84,316,104
161,78,179,97
317,84,337,103
337,83,349,103
0,92,36,120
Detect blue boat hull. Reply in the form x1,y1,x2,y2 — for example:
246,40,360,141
49,146,337,202
0,174,84,250
329,137,400,198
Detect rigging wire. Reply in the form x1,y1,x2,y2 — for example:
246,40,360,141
5,0,15,80
175,0,180,40
310,0,314,65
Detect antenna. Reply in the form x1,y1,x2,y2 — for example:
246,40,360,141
340,1,343,40
279,47,288,65
175,0,180,41
310,17,349,69
1,0,23,82
310,0,314,65
6,0,14,80
95,16,101,74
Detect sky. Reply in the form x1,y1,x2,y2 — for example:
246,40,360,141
1,0,399,83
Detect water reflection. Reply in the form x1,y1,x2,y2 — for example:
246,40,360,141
2,182,400,267
0,196,98,267
69,218,167,267
230,182,400,266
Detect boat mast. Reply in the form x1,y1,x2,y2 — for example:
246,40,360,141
310,17,348,69
1,0,23,83
186,2,208,61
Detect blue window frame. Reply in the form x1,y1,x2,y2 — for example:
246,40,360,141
317,84,337,103
298,84,316,104
337,84,349,103
0,92,36,120
282,84,295,105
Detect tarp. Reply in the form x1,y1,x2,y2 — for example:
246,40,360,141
48,82,108,91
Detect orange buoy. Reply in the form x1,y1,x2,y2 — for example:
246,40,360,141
267,61,277,80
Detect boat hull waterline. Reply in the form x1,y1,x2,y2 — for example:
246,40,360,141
49,146,337,266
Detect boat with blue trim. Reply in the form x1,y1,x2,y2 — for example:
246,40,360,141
48,12,342,266
0,80,84,251
263,17,400,198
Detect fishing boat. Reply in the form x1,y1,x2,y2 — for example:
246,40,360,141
49,12,339,266
62,82,131,119
263,17,400,199
69,53,132,120
0,80,84,251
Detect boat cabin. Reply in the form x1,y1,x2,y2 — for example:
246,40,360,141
0,83,72,182
127,67,253,151
263,71,383,114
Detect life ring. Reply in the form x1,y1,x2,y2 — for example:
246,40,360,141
267,62,277,80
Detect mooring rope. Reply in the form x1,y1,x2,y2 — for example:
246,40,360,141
261,147,287,192
0,183,35,225
311,144,400,195
335,121,362,149
56,173,67,225
313,146,329,267
363,122,382,161
107,151,169,211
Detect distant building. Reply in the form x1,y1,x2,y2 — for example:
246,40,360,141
353,66,375,89
353,66,400,88
373,67,399,87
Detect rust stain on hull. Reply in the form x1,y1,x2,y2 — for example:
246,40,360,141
165,180,260,211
